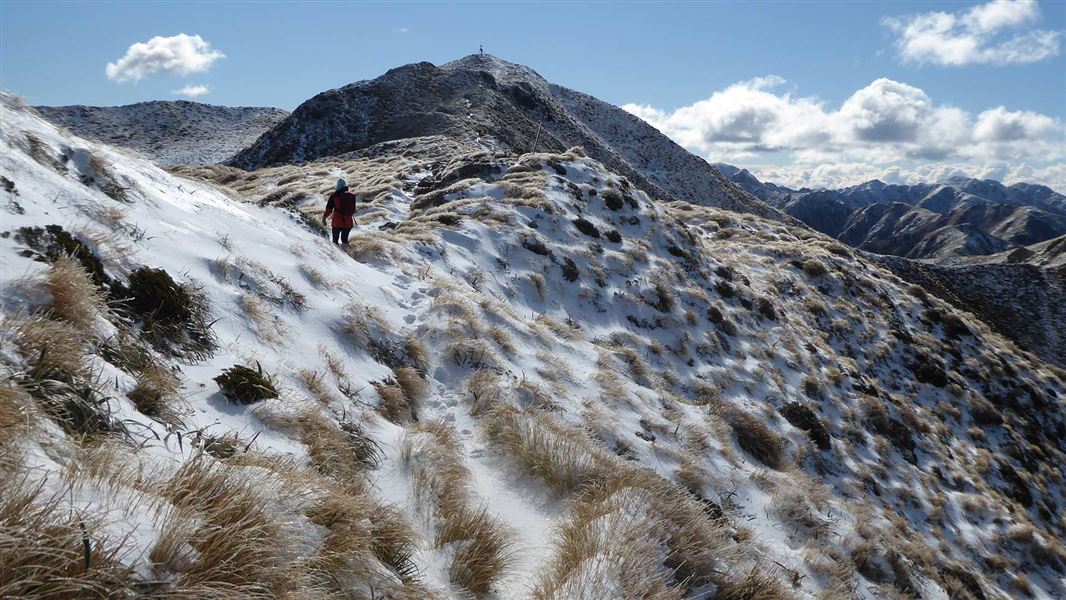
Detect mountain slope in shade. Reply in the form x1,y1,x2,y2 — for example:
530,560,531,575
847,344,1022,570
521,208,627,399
719,165,1066,260
34,100,289,165
872,254,1066,367
227,55,785,221
937,234,1066,269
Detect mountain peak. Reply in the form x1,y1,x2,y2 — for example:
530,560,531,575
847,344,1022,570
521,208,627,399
223,55,785,221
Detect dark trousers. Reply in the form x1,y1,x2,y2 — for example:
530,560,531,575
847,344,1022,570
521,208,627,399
331,227,351,244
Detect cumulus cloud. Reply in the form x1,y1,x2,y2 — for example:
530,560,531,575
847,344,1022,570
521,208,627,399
173,84,210,98
106,34,225,83
883,0,1061,66
624,76,1066,191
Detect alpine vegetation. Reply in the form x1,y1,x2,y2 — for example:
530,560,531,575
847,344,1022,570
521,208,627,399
2,51,1065,600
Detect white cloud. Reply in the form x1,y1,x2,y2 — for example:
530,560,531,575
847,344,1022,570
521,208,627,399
973,106,1058,141
624,76,1066,191
392,27,411,35
883,0,1061,66
173,84,210,98
106,34,225,83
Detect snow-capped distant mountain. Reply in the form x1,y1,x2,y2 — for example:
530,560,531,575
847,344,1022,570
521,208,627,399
227,55,785,221
5,93,1066,599
717,164,1066,260
34,100,289,165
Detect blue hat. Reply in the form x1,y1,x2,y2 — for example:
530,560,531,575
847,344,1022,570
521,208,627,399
336,178,347,192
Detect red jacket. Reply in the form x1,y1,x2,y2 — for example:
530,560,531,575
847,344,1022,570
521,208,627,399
324,190,357,228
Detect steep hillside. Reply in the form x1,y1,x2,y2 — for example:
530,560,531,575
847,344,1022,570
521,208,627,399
716,167,1066,364
35,100,289,165
4,97,1066,600
939,234,1066,269
227,55,783,221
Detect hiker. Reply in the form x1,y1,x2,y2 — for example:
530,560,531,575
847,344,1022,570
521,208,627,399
323,179,357,245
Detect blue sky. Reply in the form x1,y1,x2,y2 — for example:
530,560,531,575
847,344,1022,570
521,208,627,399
2,1,1064,189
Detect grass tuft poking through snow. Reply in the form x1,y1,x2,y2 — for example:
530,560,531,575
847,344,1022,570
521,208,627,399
403,419,516,596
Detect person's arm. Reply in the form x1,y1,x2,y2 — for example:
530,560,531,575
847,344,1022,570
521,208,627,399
322,194,335,225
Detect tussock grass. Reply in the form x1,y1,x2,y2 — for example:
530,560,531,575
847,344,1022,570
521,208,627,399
298,263,331,289
489,325,517,355
115,267,217,359
405,334,430,374
127,361,182,424
709,403,789,470
343,303,411,369
532,469,735,598
376,381,416,424
393,366,428,404
465,370,504,416
483,407,779,597
8,314,90,379
240,292,286,345
299,408,381,478
159,456,294,596
306,479,423,592
483,406,613,495
0,382,37,461
298,367,334,405
403,420,515,595
0,478,133,598
42,254,107,333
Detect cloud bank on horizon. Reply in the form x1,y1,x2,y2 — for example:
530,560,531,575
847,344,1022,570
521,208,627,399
106,33,224,84
626,0,1064,191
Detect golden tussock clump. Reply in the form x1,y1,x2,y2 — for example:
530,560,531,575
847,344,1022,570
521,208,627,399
403,419,515,596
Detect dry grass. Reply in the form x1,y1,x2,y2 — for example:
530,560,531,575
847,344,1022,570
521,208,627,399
481,406,780,597
298,263,331,289
299,408,381,478
710,403,789,470
239,292,285,345
306,479,423,593
465,370,504,416
376,381,416,424
403,420,515,596
0,382,37,463
42,255,107,333
393,366,428,404
298,367,334,405
483,406,613,495
532,470,736,599
127,361,182,424
489,325,517,355
157,455,299,597
0,478,133,598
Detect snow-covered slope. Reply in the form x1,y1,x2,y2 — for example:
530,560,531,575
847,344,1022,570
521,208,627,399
3,96,1066,600
34,100,288,165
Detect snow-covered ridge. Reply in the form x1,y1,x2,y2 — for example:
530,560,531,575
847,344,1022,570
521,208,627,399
34,100,289,165
3,95,1066,599
224,54,783,222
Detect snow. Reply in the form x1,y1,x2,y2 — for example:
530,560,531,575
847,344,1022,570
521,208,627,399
3,95,1066,599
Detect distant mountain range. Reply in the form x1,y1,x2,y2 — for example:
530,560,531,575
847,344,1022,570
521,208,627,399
716,164,1066,261
34,101,289,165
